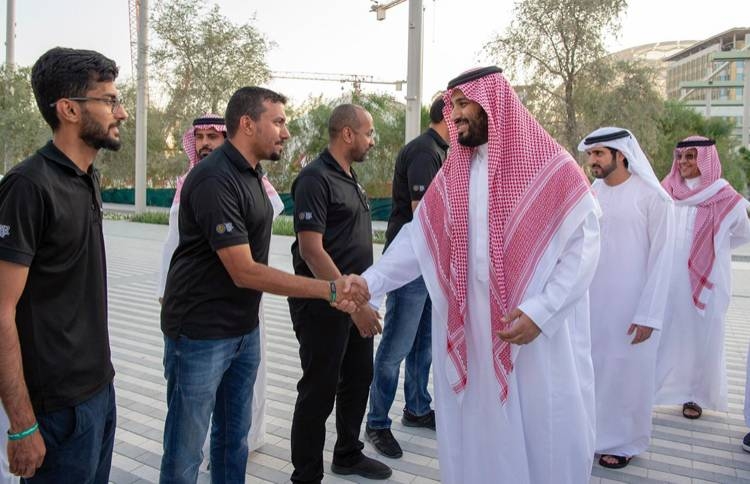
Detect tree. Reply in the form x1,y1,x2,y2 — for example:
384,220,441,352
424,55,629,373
485,0,627,154
151,0,272,128
0,66,50,174
96,82,174,188
575,59,665,161
266,92,427,197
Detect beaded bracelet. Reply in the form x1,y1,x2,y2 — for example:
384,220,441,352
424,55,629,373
329,281,337,304
7,422,39,441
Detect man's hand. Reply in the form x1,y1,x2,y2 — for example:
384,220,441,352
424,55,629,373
351,305,382,338
8,430,45,478
627,324,654,344
332,274,370,313
497,308,541,345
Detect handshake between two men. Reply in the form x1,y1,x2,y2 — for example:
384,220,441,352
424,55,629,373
331,274,382,339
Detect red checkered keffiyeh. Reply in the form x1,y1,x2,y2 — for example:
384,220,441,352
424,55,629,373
417,68,593,402
662,136,742,311
174,114,226,204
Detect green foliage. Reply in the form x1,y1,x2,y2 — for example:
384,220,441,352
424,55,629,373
151,0,271,125
653,101,745,191
575,59,665,161
0,66,50,173
269,91,418,198
96,81,176,188
130,211,170,225
486,0,628,153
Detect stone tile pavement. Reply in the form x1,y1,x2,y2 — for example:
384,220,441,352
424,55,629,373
103,219,750,483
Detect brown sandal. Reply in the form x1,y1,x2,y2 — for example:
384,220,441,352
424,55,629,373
682,401,702,419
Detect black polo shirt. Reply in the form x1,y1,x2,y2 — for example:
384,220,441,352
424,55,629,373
289,149,373,282
161,140,273,340
0,141,113,414
385,128,448,248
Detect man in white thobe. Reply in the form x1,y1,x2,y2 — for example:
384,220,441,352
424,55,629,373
361,66,601,483
579,127,674,469
656,136,750,419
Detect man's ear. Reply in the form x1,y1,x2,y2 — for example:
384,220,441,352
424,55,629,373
56,99,81,125
239,115,254,136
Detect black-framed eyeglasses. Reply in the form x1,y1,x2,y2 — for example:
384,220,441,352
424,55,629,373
49,97,125,114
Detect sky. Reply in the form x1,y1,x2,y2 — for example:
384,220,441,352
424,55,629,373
1,0,747,106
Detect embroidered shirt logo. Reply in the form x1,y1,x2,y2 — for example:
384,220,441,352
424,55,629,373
215,222,234,234
298,212,313,221
0,224,9,239
412,184,426,193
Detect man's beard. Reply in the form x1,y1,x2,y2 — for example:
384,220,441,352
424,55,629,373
198,147,212,159
80,112,122,151
457,111,489,147
591,159,617,179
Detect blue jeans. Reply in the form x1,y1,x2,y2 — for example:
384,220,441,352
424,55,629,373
367,277,432,429
159,329,260,484
25,382,116,484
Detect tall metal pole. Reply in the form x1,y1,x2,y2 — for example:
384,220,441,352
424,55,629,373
4,0,15,174
134,0,148,214
404,0,423,143
5,0,15,68
743,34,750,148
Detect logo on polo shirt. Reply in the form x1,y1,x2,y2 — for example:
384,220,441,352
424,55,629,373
0,224,8,238
298,212,313,221
412,184,426,193
215,222,234,234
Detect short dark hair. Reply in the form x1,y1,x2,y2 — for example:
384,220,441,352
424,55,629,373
225,86,287,137
31,47,119,131
429,96,445,124
328,104,365,139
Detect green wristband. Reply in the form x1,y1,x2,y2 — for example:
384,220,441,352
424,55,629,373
329,281,337,303
7,422,39,441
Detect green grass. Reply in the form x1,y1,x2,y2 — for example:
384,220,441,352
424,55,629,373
130,211,170,225
106,212,386,244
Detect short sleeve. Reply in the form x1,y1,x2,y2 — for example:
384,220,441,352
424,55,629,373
406,151,441,202
0,174,46,266
189,176,249,251
292,173,328,234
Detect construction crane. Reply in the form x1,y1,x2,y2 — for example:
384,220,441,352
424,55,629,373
370,0,407,20
270,71,405,95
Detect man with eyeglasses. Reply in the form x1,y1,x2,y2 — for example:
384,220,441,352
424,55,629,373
0,47,128,483
287,104,391,482
656,137,750,422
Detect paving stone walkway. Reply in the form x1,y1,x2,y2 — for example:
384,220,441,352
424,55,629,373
103,219,750,483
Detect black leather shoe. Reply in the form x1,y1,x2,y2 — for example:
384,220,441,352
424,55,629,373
743,432,750,453
402,409,436,430
365,425,403,458
330,455,392,480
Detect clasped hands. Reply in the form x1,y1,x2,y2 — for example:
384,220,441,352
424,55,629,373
330,275,382,338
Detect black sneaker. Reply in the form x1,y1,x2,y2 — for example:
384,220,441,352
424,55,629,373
330,455,392,480
743,432,750,453
402,409,436,430
365,425,403,458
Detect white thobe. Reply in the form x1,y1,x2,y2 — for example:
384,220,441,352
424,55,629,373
157,201,267,452
0,407,19,484
589,176,673,457
363,145,601,484
656,181,750,411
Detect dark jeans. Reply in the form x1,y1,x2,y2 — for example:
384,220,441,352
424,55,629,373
368,277,433,429
24,382,116,484
159,330,261,484
288,300,374,484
